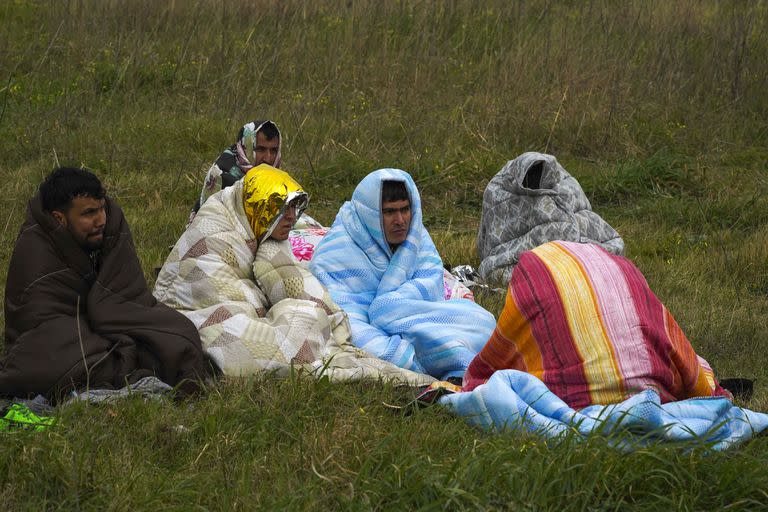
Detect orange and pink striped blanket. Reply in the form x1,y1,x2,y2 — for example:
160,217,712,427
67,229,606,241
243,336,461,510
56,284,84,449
463,241,730,409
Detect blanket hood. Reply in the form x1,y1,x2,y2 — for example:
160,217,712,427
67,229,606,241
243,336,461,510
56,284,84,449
218,180,258,240
346,168,423,259
242,164,307,243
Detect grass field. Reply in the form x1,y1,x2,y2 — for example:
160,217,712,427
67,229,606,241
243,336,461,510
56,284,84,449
1,0,767,509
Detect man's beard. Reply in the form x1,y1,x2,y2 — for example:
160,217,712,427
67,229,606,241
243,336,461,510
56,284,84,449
76,232,104,252
83,238,104,251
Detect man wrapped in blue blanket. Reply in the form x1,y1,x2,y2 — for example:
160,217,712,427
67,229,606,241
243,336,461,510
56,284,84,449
309,169,496,381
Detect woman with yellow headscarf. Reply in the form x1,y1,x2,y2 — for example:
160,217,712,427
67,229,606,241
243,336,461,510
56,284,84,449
154,164,433,386
242,164,308,243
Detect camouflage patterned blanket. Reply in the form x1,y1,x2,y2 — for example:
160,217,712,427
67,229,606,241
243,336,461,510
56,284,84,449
477,152,624,283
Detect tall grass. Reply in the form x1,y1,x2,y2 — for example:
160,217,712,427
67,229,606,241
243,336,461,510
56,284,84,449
1,1,767,509
3,1,767,171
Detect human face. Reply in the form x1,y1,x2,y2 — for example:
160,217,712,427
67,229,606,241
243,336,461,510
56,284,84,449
254,131,280,166
269,202,299,241
382,199,411,248
53,196,107,251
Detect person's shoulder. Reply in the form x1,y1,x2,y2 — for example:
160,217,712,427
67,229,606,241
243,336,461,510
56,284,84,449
5,223,70,297
196,186,240,225
184,192,252,260
216,149,240,176
12,220,57,256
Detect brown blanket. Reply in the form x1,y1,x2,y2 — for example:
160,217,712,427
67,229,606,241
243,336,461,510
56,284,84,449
1,194,209,400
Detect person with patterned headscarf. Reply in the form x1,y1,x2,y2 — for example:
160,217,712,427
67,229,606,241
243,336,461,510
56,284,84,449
155,164,433,386
189,120,321,230
192,120,282,218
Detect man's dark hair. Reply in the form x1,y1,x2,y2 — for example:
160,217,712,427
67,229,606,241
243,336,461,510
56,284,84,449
40,167,105,213
236,120,280,143
381,180,409,203
257,121,280,141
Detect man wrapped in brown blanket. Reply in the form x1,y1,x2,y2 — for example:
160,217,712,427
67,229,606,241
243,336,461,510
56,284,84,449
0,167,210,401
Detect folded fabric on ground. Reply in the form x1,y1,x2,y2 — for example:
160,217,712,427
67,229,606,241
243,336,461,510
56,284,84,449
67,376,174,404
154,180,434,387
1,377,178,432
464,241,731,408
440,370,768,451
477,152,624,283
309,169,496,380
0,395,53,417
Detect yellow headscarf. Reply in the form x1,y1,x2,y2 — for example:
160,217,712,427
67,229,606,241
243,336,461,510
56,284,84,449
242,164,308,242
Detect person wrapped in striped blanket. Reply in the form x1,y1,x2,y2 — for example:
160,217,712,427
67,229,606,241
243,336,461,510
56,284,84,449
463,240,731,408
309,169,496,381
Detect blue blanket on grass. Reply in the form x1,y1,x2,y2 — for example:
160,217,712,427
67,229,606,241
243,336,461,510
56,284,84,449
440,370,768,450
310,169,496,380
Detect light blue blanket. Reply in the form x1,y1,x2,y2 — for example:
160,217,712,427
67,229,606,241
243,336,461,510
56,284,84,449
309,169,496,380
440,370,768,450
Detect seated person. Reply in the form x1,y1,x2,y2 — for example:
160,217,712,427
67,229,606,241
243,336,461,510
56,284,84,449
191,119,320,228
193,120,281,216
155,164,432,386
0,167,209,401
463,240,731,408
477,152,624,284
309,169,497,381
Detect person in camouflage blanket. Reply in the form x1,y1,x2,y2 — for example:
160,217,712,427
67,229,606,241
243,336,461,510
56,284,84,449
477,152,624,284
